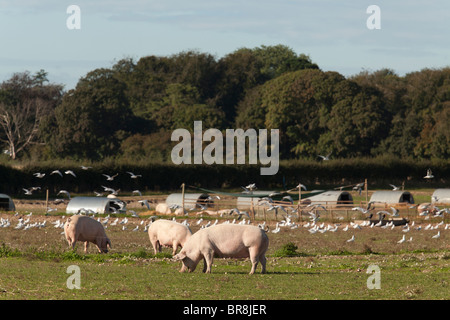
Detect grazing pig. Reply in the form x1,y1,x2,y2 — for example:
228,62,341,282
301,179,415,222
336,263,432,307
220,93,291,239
64,215,111,253
173,224,269,274
148,219,192,255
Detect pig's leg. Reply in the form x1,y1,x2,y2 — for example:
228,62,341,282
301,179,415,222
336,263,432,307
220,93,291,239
151,240,158,255
203,250,214,273
259,254,267,274
84,241,89,253
172,240,179,255
248,247,260,275
70,236,77,251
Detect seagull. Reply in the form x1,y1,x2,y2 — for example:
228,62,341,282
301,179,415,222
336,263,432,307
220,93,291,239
23,188,34,195
33,172,46,178
318,152,331,161
431,231,440,239
353,183,364,195
80,166,92,170
101,186,119,195
267,204,287,218
296,183,307,191
271,223,280,234
424,168,434,179
346,235,355,243
132,225,139,231
65,170,77,177
389,207,399,217
94,191,103,197
241,183,257,193
129,210,139,218
397,235,406,244
132,190,142,196
57,190,71,199
138,200,151,210
389,184,400,191
50,170,63,177
102,173,118,181
352,206,371,214
127,172,142,179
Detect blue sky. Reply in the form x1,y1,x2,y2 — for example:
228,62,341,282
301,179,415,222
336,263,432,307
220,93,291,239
0,0,449,90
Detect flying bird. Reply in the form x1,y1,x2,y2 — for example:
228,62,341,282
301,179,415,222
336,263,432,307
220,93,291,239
65,170,77,178
57,190,71,199
389,184,400,191
80,166,92,170
296,183,307,191
22,188,34,195
353,182,364,195
138,199,151,210
33,172,46,178
50,170,63,177
127,172,142,179
346,235,355,243
424,168,434,179
102,173,119,181
241,183,257,193
101,186,119,195
317,152,331,161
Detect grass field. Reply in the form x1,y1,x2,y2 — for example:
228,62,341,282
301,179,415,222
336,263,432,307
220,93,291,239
0,191,449,301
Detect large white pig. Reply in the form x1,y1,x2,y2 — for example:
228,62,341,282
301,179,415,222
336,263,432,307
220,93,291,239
64,215,111,253
173,224,269,274
148,219,192,255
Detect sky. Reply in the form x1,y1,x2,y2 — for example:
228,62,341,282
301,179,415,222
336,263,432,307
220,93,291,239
0,0,449,90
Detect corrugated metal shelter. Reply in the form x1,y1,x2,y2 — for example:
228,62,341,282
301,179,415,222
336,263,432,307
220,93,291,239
0,193,15,211
304,190,353,207
66,197,126,214
432,189,450,204
369,191,414,204
166,193,212,210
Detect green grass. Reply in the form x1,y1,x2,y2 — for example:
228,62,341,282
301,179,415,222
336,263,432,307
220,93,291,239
0,252,448,300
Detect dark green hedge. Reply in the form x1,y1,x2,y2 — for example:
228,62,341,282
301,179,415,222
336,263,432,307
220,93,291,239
0,158,448,198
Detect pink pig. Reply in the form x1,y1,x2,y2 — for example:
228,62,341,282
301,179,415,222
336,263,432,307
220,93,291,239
173,224,269,274
64,215,111,253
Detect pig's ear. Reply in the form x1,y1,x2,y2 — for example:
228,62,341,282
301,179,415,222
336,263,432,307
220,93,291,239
174,252,186,260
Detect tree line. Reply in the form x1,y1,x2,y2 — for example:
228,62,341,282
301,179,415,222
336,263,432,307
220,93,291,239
0,44,449,162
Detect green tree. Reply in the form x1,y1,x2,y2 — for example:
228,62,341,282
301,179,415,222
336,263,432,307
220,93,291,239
43,68,135,159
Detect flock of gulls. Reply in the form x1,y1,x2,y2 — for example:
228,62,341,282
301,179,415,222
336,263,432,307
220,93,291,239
2,168,446,247
21,166,148,211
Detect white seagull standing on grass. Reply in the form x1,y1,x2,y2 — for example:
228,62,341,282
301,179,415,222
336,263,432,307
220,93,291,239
432,231,440,239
